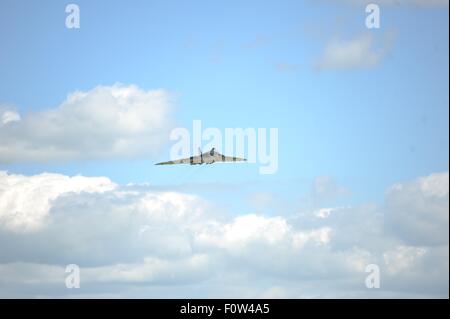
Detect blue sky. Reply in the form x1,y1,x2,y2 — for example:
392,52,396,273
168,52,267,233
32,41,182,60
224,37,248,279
1,0,448,201
0,0,448,298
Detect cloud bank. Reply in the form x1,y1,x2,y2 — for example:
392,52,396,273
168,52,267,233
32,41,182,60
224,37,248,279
0,170,447,298
0,84,174,163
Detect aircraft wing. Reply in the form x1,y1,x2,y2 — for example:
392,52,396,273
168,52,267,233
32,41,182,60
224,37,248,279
155,155,201,165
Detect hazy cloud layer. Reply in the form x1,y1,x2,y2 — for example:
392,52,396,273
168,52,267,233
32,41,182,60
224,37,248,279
316,33,395,70
0,170,447,297
385,172,449,246
0,84,174,163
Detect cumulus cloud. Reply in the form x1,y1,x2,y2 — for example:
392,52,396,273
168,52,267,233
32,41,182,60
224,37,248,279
0,171,116,232
316,33,394,70
0,170,447,298
0,84,174,163
383,245,427,274
1,110,21,125
196,214,298,251
385,172,449,246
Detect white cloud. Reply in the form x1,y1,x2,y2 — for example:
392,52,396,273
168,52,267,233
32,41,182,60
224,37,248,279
0,171,116,232
195,214,293,250
312,206,349,219
316,33,393,70
136,192,208,223
383,245,427,274
0,84,174,163
0,170,447,298
385,172,449,246
1,110,21,125
292,227,332,248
